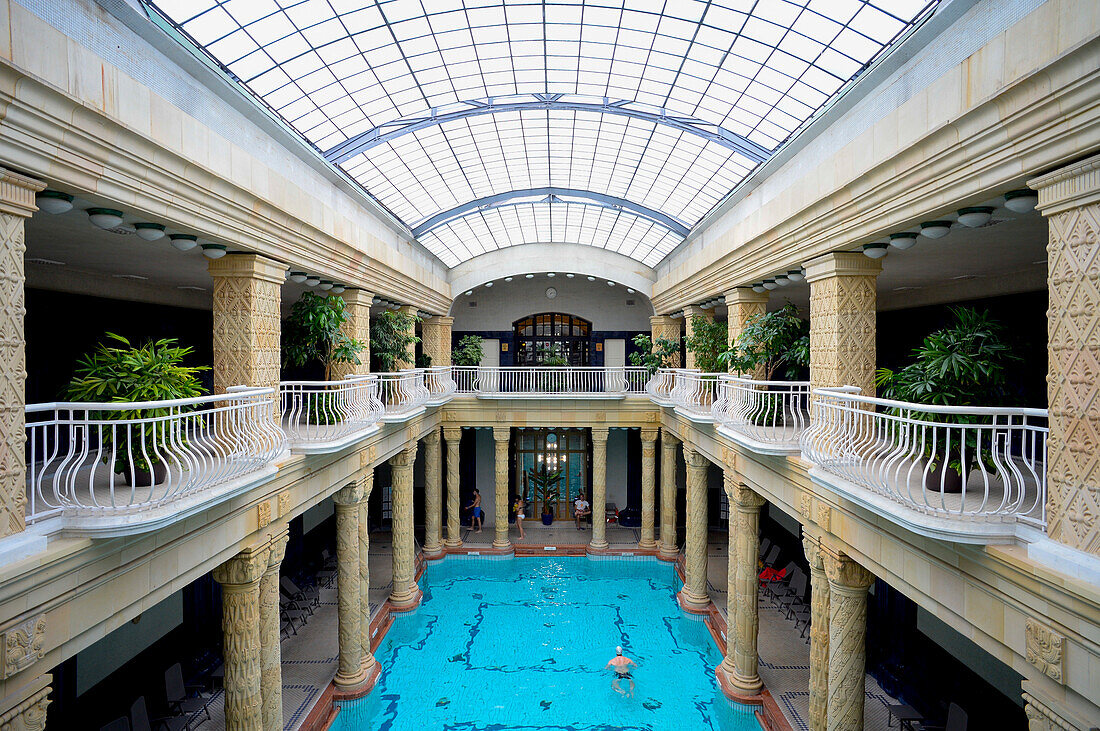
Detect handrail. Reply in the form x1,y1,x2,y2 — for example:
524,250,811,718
452,366,648,396
668,370,721,420
712,375,813,451
424,366,457,402
280,376,383,449
376,370,429,417
800,388,1047,528
24,387,285,529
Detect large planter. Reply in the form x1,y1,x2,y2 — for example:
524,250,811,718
923,461,966,494
122,460,169,488
541,510,554,526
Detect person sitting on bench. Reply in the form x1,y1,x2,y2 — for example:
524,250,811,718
574,496,591,530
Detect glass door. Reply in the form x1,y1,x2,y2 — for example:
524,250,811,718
515,428,588,519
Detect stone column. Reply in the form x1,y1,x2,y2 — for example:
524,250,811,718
358,470,378,677
422,428,443,556
650,315,681,368
658,429,681,560
803,534,831,731
638,428,659,550
213,544,270,731
719,476,766,694
259,530,288,731
0,171,44,538
683,305,714,370
0,676,51,731
397,304,419,370
823,550,875,731
804,252,881,395
588,427,610,552
492,427,512,550
209,253,285,395
723,288,769,374
332,288,373,379
389,446,419,607
422,316,454,367
443,427,463,548
1032,155,1100,555
678,443,710,610
333,483,366,687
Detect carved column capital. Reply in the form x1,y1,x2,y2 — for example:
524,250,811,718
0,681,50,731
823,551,875,595
213,544,270,587
333,482,366,506
682,443,709,470
443,426,463,441
640,427,659,444
390,445,417,468
358,469,375,498
492,425,510,444
0,170,45,217
422,427,441,447
661,428,680,448
590,426,609,443
731,483,766,511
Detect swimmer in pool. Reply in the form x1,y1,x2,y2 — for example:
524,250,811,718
605,646,637,697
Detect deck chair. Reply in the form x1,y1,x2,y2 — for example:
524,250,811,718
761,545,781,569
777,569,808,618
281,576,319,611
130,695,187,731
757,537,772,560
919,703,968,731
164,663,212,728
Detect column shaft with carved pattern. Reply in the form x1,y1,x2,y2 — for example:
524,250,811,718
259,530,288,731
422,316,454,367
492,427,512,549
208,254,285,395
397,305,419,370
803,535,831,731
213,545,270,731
422,429,443,555
389,446,419,606
332,289,373,379
723,289,769,375
658,430,680,559
589,427,610,551
444,427,463,547
358,470,377,675
0,680,50,731
333,483,366,686
824,551,875,731
639,429,658,549
650,315,681,368
683,306,714,370
0,171,44,537
679,444,710,609
804,253,881,396
720,477,765,693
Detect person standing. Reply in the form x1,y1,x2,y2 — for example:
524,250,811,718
466,489,483,533
514,495,526,539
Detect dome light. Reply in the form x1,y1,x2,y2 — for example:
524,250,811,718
305,275,321,286
319,280,334,290
547,272,555,277
606,281,615,286
762,279,778,290
484,282,493,287
331,284,346,294
1004,189,1038,213
891,232,920,249
957,206,994,228
134,223,166,241
289,271,307,283
752,283,766,293
627,288,635,294
372,296,382,304
36,190,73,214
201,243,227,259
774,274,790,286
787,269,804,282
169,234,197,251
918,222,951,239
504,277,513,282
465,290,473,295
863,243,889,259
565,273,574,278
88,208,124,229
525,274,534,279
587,276,595,281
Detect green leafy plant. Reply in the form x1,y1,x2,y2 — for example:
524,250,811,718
66,333,208,479
719,303,809,380
629,333,680,375
526,463,564,518
415,352,433,369
452,335,485,366
370,310,421,372
684,316,727,373
282,292,366,380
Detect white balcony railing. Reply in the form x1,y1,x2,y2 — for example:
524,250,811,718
377,370,430,419
669,370,722,421
712,376,815,453
280,376,383,452
453,366,478,394
469,366,648,397
24,388,285,536
424,366,457,404
645,368,676,403
801,388,1047,538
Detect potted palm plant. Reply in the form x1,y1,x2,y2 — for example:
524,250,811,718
527,463,564,525
67,333,208,486
370,310,420,372
629,333,679,375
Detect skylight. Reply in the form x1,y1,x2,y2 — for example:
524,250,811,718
145,0,937,267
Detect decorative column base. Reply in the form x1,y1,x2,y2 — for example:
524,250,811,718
676,586,712,613
657,543,679,562
715,664,764,703
387,586,424,612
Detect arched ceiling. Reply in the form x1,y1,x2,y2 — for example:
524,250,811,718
144,0,938,268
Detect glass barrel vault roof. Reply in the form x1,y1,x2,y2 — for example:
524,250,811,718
145,0,938,268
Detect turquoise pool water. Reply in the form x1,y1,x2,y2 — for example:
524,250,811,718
332,556,756,730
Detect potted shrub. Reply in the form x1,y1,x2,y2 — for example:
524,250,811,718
452,335,484,366
875,307,1019,492
629,333,680,375
67,333,208,486
526,463,564,525
684,316,727,373
370,310,420,372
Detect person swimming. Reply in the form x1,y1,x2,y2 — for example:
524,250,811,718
605,645,637,697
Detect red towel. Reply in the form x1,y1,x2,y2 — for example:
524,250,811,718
759,567,786,582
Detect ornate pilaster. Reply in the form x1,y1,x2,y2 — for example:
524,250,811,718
259,529,288,731
443,427,463,547
650,315,681,368
1031,154,1100,555
0,171,44,538
723,289,769,374
683,305,713,370
358,471,378,676
213,544,270,731
422,429,443,555
422,316,454,367
332,289,373,379
492,427,512,550
389,446,419,607
397,304,418,370
208,254,285,395
588,427,610,552
1022,690,1086,731
658,430,680,560
678,443,710,610
823,550,875,731
333,484,366,687
804,252,881,396
802,534,830,731
0,681,50,731
638,428,659,549
720,477,766,694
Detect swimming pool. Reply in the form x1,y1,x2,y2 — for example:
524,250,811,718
331,556,757,730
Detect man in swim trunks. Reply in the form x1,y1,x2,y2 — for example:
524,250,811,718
605,646,636,697
574,495,591,530
466,489,483,533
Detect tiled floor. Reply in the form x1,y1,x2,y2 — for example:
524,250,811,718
196,527,901,730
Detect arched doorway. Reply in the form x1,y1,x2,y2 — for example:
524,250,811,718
513,313,591,365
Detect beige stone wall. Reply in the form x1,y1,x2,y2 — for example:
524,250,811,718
209,254,285,395
723,288,769,375
805,253,881,396
332,289,373,379
422,316,453,368
649,315,681,368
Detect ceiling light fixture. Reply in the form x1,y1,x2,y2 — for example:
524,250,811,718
305,275,321,286
1004,189,1038,213
201,243,227,259
956,206,994,227
752,283,766,293
587,276,595,281
627,288,635,294
547,272,556,277
525,274,534,279
319,280,334,290
565,273,575,278
484,282,493,287
331,284,346,294
88,208,124,229
774,274,790,286
918,221,951,239
133,223,166,241
504,277,513,282
606,281,614,286
36,190,73,214
862,243,889,259
169,234,197,251
289,271,307,283
890,232,920,249
762,279,778,290
465,290,473,295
